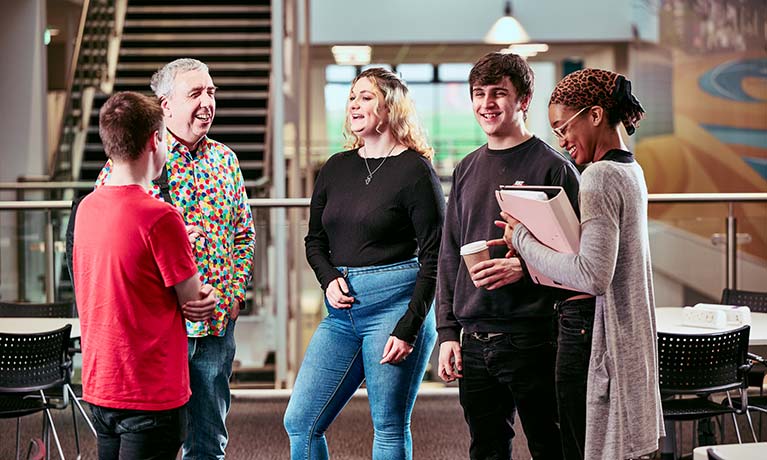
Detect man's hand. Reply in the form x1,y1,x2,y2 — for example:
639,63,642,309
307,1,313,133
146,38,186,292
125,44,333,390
380,336,414,365
469,257,524,290
185,225,206,245
438,341,463,382
230,299,241,321
325,277,354,309
182,284,218,321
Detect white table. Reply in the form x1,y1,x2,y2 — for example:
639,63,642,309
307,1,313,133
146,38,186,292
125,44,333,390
655,307,767,345
0,317,81,337
693,442,767,460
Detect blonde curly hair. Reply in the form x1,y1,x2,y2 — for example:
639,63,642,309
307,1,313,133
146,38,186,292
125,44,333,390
342,68,434,159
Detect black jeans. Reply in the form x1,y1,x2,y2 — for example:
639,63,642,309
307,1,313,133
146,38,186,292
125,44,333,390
90,403,188,460
459,320,562,460
555,297,596,460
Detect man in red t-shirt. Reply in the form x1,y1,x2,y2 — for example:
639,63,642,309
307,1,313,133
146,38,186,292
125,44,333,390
73,91,218,459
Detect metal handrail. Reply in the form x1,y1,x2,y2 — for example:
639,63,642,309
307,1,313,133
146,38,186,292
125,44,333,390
1,192,766,206
1,194,765,390
0,198,312,210
0,179,274,192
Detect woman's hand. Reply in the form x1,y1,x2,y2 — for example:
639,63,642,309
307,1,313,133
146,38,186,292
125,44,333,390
380,336,414,365
487,211,522,256
325,277,354,309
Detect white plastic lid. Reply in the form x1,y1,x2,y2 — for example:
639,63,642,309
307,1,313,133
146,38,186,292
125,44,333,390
460,240,488,255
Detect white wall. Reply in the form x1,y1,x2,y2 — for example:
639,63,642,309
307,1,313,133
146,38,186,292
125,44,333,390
0,0,48,183
311,0,658,44
0,0,48,302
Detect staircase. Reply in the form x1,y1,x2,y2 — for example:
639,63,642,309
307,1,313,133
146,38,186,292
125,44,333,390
78,0,272,184
52,0,120,183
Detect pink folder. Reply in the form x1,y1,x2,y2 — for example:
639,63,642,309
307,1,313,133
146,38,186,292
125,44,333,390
495,185,581,291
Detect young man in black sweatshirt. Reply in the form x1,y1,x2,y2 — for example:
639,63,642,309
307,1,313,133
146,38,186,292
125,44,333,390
436,52,580,460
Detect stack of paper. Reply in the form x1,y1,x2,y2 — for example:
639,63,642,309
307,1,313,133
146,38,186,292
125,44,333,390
495,185,580,291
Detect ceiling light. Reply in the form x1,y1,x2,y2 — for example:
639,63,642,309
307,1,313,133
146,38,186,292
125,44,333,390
503,43,549,57
485,1,530,44
331,46,372,66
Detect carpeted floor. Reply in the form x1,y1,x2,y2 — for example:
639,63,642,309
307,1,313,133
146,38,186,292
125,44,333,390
0,390,532,459
2,389,765,459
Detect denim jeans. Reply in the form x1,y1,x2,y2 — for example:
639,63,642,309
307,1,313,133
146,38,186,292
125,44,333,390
284,258,437,460
555,297,595,460
91,403,187,460
183,319,237,460
459,320,561,460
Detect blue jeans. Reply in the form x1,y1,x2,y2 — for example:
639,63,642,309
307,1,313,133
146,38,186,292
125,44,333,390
284,259,437,460
555,297,595,460
459,320,561,460
183,319,237,460
91,403,187,460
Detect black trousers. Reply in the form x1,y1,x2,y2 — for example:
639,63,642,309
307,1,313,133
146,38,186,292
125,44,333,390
90,403,187,460
458,319,562,460
555,297,596,460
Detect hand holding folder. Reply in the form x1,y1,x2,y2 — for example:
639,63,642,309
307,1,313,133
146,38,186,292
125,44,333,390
495,185,581,291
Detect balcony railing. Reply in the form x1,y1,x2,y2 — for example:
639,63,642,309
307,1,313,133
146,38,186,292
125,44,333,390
1,190,765,388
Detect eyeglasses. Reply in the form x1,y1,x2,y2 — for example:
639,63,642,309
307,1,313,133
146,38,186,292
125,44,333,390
551,106,591,140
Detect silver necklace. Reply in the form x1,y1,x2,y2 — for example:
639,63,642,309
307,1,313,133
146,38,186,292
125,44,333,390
362,144,397,185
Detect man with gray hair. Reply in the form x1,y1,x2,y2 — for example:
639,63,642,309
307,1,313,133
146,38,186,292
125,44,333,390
96,58,256,459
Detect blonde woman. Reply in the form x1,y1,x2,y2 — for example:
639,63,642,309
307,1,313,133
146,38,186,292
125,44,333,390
284,68,445,460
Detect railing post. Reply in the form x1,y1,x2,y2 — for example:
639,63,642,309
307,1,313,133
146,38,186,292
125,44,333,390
45,209,56,303
725,203,737,290
272,0,287,389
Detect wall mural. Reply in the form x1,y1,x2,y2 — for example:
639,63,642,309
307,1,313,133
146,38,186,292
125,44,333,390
637,0,766,270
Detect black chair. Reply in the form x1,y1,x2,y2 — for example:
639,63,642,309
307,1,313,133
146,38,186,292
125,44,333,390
658,325,757,456
0,301,75,318
721,289,767,392
721,289,767,313
0,325,95,460
726,352,767,440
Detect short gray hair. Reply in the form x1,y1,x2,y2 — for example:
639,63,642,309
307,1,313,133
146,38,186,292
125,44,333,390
150,58,209,98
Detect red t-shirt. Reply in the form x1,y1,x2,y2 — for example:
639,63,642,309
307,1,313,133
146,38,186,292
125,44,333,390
73,185,198,410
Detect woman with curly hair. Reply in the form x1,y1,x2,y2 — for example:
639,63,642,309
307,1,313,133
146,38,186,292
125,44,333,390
284,67,444,460
494,68,665,460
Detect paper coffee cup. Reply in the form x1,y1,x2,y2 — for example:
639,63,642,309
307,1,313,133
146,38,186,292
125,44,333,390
460,240,490,270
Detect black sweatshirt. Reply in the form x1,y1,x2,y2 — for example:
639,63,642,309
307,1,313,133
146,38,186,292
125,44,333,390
436,136,581,343
305,148,445,343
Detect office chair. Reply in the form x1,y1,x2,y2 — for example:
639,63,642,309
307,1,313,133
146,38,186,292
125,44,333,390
0,301,75,318
721,289,767,390
725,351,767,440
721,289,767,313
0,325,95,460
658,325,757,457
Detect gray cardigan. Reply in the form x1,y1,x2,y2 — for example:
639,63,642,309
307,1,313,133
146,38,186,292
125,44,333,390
513,160,665,459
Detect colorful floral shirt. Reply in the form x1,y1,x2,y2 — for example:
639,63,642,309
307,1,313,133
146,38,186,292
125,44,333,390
96,131,256,337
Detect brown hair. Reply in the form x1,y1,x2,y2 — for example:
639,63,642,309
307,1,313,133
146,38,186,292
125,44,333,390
469,52,535,118
342,67,434,159
98,91,164,161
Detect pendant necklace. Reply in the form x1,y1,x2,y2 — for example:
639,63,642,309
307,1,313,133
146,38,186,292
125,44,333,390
362,143,397,185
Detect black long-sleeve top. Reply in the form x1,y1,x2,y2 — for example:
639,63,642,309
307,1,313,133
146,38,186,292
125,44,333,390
305,148,446,343
436,137,581,343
